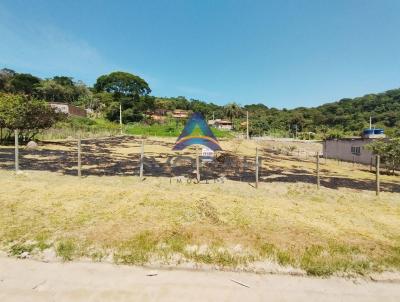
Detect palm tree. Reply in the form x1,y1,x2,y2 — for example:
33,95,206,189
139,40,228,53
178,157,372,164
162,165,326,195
223,102,243,129
223,102,243,121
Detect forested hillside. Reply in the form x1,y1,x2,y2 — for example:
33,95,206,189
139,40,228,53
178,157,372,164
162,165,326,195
244,89,400,137
1,67,399,138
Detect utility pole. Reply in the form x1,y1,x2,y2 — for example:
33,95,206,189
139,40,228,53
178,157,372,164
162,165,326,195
246,111,249,140
369,116,372,129
316,151,320,189
119,103,123,135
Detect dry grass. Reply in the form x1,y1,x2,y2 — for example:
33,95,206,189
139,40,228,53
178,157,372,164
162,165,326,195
0,137,400,276
0,172,399,275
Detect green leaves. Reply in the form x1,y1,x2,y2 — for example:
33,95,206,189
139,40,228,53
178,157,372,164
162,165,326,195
10,73,41,94
367,139,400,174
0,93,65,140
94,71,151,97
34,79,91,104
2,67,400,138
223,102,243,123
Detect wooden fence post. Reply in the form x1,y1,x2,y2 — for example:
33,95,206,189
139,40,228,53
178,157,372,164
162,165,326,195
140,140,144,179
370,157,373,172
255,147,259,188
246,111,249,140
316,151,320,189
77,136,82,177
376,155,380,196
14,129,19,172
119,103,123,135
196,146,200,182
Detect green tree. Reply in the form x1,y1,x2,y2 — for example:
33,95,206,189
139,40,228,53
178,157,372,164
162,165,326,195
0,68,16,92
367,139,400,175
52,76,74,87
325,128,345,139
94,71,151,97
104,102,120,122
34,80,67,102
0,93,65,142
289,112,305,132
35,78,91,104
11,73,41,94
95,72,151,124
223,102,243,122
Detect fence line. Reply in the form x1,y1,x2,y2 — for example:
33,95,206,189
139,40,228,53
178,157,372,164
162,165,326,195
2,136,394,195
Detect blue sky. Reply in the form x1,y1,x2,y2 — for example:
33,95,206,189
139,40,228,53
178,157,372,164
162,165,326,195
1,0,399,108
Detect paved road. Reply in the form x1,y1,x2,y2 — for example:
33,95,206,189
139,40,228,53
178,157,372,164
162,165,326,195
0,257,399,301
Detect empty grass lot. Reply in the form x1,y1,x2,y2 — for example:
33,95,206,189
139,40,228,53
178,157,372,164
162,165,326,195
0,137,400,276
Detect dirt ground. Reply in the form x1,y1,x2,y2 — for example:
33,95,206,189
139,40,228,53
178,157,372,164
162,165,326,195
0,136,399,193
1,257,399,302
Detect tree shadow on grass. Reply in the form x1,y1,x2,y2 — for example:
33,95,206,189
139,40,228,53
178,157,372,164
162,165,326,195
0,136,399,193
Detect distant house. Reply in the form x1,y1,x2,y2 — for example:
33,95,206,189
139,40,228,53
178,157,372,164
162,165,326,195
149,114,167,122
147,109,190,122
171,109,190,119
49,102,87,117
147,109,169,122
154,109,169,116
208,119,233,130
323,129,386,165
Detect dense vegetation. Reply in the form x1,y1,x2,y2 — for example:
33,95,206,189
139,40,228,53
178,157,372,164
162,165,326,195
367,138,400,174
1,67,399,139
0,93,64,143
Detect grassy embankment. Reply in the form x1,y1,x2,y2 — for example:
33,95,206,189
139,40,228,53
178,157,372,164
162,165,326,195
0,138,399,276
38,117,233,140
124,122,233,138
1,170,399,276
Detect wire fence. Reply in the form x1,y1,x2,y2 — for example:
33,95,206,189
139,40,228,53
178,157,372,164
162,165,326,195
0,134,396,196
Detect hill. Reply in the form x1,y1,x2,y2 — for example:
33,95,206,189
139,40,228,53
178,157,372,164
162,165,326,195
1,67,399,138
244,88,400,138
